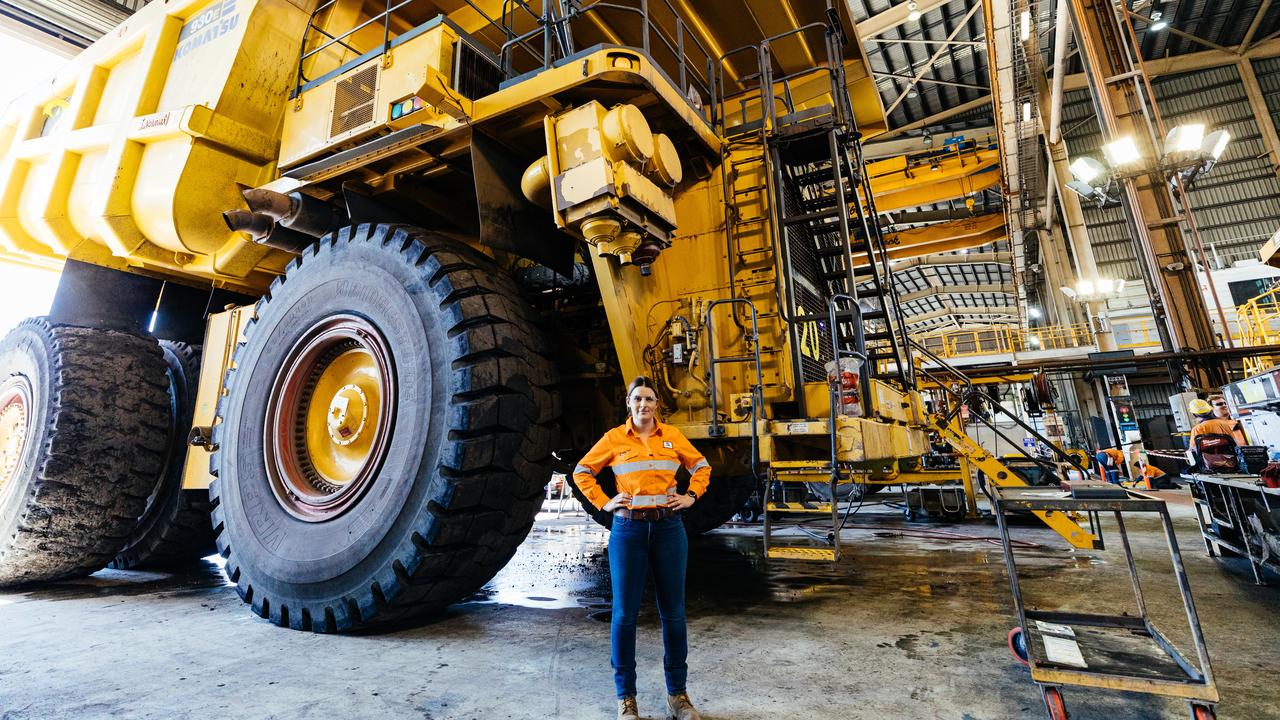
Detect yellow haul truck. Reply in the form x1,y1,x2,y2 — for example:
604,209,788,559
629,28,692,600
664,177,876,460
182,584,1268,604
0,0,1091,631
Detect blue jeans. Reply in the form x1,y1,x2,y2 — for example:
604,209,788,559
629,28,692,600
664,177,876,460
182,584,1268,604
608,515,689,699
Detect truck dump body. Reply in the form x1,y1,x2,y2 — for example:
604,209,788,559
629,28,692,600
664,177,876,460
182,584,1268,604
0,0,309,292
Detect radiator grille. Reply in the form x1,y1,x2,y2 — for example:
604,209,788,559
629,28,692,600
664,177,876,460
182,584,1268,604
330,63,378,139
453,39,503,100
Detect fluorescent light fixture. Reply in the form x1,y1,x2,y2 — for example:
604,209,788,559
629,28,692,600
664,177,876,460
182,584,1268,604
1102,136,1142,167
907,1,921,21
1020,10,1031,41
1022,102,1032,122
1069,156,1106,184
1165,123,1205,155
1202,129,1230,161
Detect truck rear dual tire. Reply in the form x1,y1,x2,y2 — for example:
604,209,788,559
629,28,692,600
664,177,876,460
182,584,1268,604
0,319,169,585
110,341,215,569
211,224,559,632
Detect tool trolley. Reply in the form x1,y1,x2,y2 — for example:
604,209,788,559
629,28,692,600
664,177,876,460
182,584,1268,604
991,485,1220,720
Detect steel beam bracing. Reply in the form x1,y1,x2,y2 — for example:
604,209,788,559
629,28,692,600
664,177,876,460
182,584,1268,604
1069,0,1230,386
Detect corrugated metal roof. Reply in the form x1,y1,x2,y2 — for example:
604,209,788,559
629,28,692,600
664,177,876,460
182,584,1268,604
0,0,147,48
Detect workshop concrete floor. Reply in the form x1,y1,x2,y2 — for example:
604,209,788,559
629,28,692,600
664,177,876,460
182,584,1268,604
1,489,1277,720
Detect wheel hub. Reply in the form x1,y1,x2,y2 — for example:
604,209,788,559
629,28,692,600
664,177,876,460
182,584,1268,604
265,316,396,522
326,383,368,446
0,376,32,490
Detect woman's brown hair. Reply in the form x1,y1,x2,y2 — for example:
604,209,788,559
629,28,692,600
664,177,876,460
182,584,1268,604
626,375,657,399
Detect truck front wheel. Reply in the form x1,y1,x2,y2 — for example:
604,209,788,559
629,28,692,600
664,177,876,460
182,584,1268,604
212,224,559,632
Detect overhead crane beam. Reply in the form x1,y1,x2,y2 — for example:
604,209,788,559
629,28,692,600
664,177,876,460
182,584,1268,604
867,148,1001,212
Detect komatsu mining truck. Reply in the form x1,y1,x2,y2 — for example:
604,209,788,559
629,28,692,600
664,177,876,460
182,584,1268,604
0,0,1090,632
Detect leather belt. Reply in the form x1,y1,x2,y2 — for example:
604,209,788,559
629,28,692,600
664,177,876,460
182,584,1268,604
614,507,675,521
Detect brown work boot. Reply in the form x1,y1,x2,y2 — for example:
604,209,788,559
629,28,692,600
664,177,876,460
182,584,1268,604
617,696,640,720
667,692,701,720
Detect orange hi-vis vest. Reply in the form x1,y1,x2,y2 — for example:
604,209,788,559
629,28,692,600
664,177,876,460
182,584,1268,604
572,419,711,510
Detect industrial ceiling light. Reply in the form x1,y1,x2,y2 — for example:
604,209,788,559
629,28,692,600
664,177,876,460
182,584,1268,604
1102,136,1142,167
1020,10,1031,41
1069,156,1106,184
1061,277,1126,302
1028,306,1042,319
907,1,922,22
1150,11,1168,31
1202,129,1231,162
1164,123,1205,159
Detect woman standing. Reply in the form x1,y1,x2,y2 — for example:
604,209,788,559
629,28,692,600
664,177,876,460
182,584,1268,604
572,376,710,720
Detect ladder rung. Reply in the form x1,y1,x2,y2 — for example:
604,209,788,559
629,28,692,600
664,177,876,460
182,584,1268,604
738,247,774,256
734,184,767,195
712,355,757,364
766,546,837,561
784,208,841,226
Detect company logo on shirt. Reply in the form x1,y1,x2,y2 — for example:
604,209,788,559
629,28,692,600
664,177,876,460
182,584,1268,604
663,441,673,449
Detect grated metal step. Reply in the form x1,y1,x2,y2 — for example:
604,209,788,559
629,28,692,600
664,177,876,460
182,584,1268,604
767,546,837,561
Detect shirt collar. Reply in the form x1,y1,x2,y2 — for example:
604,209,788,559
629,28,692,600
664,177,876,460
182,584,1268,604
625,417,663,436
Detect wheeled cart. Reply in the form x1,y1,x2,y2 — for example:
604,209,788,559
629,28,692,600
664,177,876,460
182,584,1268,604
991,486,1220,719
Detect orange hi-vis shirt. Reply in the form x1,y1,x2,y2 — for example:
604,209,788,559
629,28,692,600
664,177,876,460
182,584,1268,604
572,419,711,510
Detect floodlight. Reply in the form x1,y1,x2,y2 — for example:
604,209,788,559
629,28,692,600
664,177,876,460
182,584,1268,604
1076,280,1095,296
1028,307,1043,319
1103,136,1142,167
1151,12,1168,31
1069,156,1106,184
1165,123,1205,156
907,1,921,21
1202,129,1230,161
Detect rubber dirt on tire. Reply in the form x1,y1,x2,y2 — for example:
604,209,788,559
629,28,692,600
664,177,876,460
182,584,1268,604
110,341,215,569
211,224,560,632
0,318,169,585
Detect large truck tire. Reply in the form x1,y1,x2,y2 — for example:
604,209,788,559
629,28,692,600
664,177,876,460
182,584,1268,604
211,224,559,632
569,468,755,535
110,341,214,569
0,319,169,585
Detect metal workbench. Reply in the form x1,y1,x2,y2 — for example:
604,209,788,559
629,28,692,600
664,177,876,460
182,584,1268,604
991,485,1219,720
1185,472,1280,584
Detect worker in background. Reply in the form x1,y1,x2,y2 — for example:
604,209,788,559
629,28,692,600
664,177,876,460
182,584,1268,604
572,376,708,720
1095,446,1126,483
1128,460,1168,490
1188,396,1248,447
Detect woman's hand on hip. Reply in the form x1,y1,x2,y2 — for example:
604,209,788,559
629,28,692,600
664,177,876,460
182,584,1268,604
602,493,632,512
666,493,695,511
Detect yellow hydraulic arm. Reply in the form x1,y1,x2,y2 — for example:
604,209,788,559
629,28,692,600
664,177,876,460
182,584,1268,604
932,419,1100,549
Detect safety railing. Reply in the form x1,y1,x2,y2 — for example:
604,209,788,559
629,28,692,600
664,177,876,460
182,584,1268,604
292,0,715,109
498,0,715,111
1237,285,1280,374
916,323,1095,359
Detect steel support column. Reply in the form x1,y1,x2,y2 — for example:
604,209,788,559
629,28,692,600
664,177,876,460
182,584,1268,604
1069,0,1224,386
1237,58,1280,181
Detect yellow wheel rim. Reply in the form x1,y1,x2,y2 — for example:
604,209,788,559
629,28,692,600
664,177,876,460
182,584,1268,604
304,347,383,489
0,377,32,490
265,316,396,522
